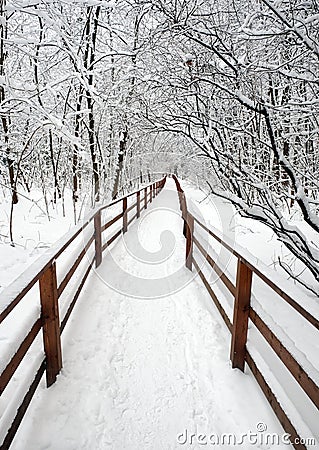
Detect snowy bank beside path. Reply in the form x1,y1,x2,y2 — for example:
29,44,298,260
0,191,79,294
10,179,287,450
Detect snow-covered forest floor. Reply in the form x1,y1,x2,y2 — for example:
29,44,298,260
1,178,318,449
0,189,94,293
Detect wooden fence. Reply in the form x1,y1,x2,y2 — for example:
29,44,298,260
0,177,166,450
1,174,318,450
172,175,318,450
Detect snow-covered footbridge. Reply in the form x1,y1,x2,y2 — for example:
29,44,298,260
0,177,318,450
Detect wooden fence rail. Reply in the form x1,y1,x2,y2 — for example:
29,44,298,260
0,176,166,450
172,175,318,450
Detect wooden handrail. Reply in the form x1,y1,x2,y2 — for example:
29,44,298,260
0,178,166,321
192,258,232,332
0,178,159,326
58,235,95,297
249,308,319,409
0,319,42,395
192,214,319,330
171,174,318,450
101,212,123,233
193,235,236,296
0,176,167,450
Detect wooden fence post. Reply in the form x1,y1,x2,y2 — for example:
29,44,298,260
185,212,194,271
39,262,62,387
137,191,140,218
230,259,253,371
150,185,153,203
94,211,102,268
181,194,187,237
123,197,128,233
181,193,186,217
144,187,147,209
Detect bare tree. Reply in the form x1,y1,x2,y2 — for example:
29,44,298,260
0,0,18,204
141,0,319,292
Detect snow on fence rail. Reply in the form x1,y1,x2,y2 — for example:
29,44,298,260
0,177,166,450
172,175,319,450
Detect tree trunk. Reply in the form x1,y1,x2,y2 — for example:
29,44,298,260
112,129,128,199
48,130,61,203
84,6,101,203
0,1,18,204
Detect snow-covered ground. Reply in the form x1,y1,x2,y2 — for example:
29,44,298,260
5,181,286,449
0,189,84,293
1,178,318,449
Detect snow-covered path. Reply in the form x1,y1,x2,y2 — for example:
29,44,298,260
11,180,286,449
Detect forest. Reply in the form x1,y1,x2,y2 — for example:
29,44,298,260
1,0,319,292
